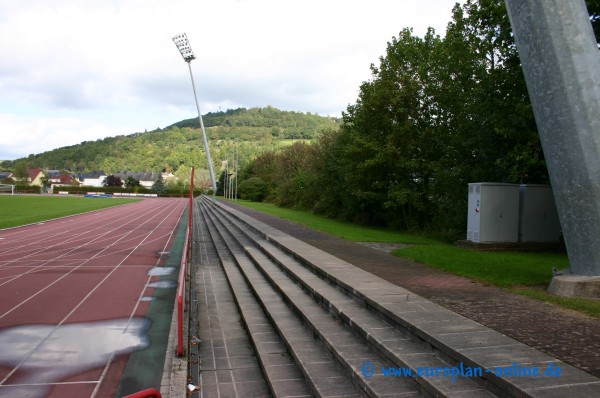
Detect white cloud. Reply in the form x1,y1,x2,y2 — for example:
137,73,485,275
0,0,462,160
0,113,136,160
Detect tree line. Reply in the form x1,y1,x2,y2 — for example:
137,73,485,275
237,0,599,240
0,107,339,176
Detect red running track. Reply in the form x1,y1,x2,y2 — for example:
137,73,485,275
0,197,187,398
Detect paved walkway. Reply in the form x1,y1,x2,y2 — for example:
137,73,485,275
223,201,600,378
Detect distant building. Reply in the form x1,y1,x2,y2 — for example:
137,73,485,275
76,171,106,187
0,171,13,183
161,171,176,186
75,171,168,189
48,174,80,188
46,170,61,178
115,172,162,189
27,168,45,186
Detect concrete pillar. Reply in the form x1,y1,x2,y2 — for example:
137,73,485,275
504,0,600,279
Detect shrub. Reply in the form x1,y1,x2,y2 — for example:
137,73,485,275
238,177,268,202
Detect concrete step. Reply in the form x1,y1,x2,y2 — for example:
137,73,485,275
203,197,600,398
191,201,305,397
204,198,497,398
206,199,498,398
203,199,425,397
200,202,364,397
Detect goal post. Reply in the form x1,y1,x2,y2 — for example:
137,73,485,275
0,184,15,195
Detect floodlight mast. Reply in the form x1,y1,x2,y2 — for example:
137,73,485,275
172,33,217,194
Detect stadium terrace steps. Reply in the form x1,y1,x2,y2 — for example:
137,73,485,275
195,205,313,397
195,196,600,398
202,201,425,397
200,201,361,397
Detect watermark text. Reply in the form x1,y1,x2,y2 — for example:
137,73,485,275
361,361,562,382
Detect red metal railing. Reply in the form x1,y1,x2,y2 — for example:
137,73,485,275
177,224,190,356
123,388,162,398
177,166,194,357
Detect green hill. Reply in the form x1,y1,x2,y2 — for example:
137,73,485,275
5,107,340,175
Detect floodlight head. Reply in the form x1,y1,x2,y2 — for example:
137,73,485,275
173,33,196,62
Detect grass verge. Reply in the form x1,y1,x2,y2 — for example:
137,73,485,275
392,244,567,287
229,199,600,318
231,200,436,244
0,195,141,229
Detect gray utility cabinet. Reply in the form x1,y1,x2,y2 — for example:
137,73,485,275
467,183,520,243
519,184,561,242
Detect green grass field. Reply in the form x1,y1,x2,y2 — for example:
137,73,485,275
0,195,141,229
229,199,600,318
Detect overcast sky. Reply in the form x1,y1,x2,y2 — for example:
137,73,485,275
0,0,462,160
